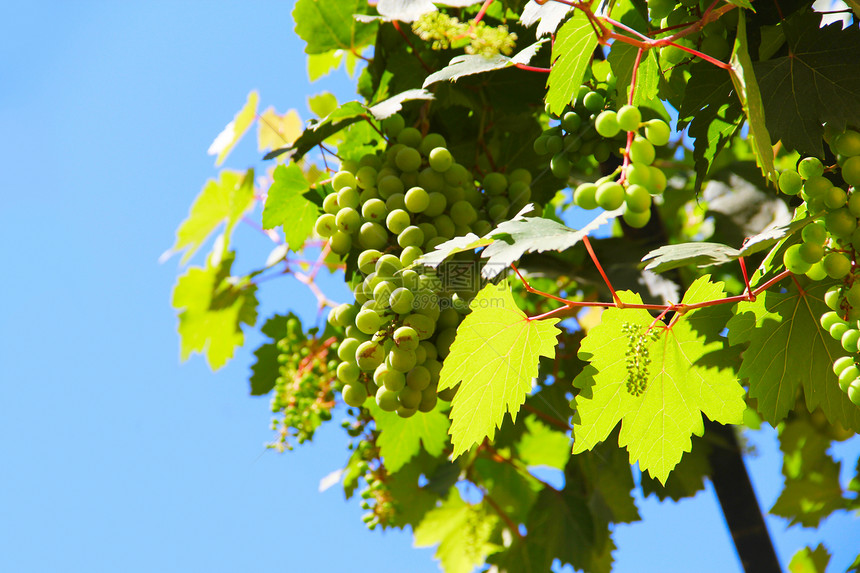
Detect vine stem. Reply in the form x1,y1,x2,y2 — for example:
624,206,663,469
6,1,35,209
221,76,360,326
583,236,621,306
392,20,432,73
482,490,524,539
522,403,572,431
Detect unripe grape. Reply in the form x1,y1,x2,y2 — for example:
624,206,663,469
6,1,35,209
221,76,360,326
359,222,388,250
617,105,642,132
336,207,361,232
821,311,843,331
804,176,833,200
831,321,850,340
333,171,357,191
420,133,447,157
337,361,360,384
629,137,656,164
802,222,827,245
398,225,424,248
798,157,824,180
337,186,360,210
435,327,458,358
623,208,651,228
842,328,860,353
625,184,652,212
355,166,377,189
418,168,445,193
833,355,855,376
355,308,384,335
644,119,671,146
423,192,447,218
843,156,860,187
450,200,477,226
806,261,828,281
483,172,507,195
330,230,352,255
356,340,385,370
825,208,856,238
595,110,621,138
376,387,399,411
382,114,405,137
825,286,843,310
315,213,337,237
396,126,421,148
551,153,571,178
583,91,604,112
388,347,417,372
428,147,453,172
418,391,438,413
783,244,812,274
405,366,431,391
393,326,420,351
533,136,548,155
561,111,582,132
798,242,824,264
574,183,599,210
400,245,423,267
596,181,625,211
824,187,848,210
322,193,340,214
403,313,436,340
438,308,460,330
395,146,422,172
342,384,368,407
848,378,860,405
378,175,404,199
385,209,410,235
839,365,860,392
405,186,430,213
834,130,860,157
433,214,456,239
778,170,803,195
823,252,852,279
396,386,421,409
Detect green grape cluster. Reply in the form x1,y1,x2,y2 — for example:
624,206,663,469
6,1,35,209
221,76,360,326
340,416,395,530
268,316,336,451
622,322,659,396
412,11,517,56
533,79,626,177
571,105,671,228
778,127,860,406
316,117,536,417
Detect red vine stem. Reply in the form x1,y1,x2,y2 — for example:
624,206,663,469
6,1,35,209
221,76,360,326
582,236,621,306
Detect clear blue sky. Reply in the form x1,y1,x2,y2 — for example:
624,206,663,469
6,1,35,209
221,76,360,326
1,3,856,572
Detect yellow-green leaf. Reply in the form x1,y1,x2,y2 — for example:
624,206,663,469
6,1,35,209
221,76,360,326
257,107,302,153
208,90,259,167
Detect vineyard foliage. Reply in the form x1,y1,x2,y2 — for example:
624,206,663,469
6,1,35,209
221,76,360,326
168,0,860,571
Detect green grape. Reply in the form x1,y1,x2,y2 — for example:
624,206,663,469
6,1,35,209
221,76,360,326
423,192,447,218
833,355,855,376
388,347,417,372
398,225,424,248
330,303,357,328
322,193,340,214
418,168,445,193
843,156,860,187
330,230,352,255
471,219,493,236
533,136,548,155
395,147,422,172
374,280,397,306
840,367,860,392
825,285,843,310
359,222,388,250
433,214,456,239
315,213,337,238
375,254,402,279
595,110,621,138
623,207,651,228
825,208,857,238
847,193,860,218
824,252,852,279
583,91,604,112
385,208,411,235
545,135,563,155
842,328,860,353
798,242,824,264
798,157,825,180
450,200,477,225
380,368,406,392
355,308,384,335
550,153,571,178
509,168,531,185
355,166,377,189
625,184,651,212
848,379,860,406
834,130,860,157
378,175,404,199
335,207,361,232
337,361,360,384
803,176,833,199
361,199,388,223
418,391,438,413
398,386,422,409
420,133,447,157
483,172,507,195
338,337,360,362
376,387,399,411
561,111,582,132
356,340,385,370
629,136,656,164
596,181,625,211
342,384,368,407
783,244,812,274
649,166,667,194
821,310,843,331
337,186,360,210
404,187,430,213
393,326,420,351
427,147,452,173
644,119,671,146
831,321,850,340
403,313,436,340
396,126,422,148
626,163,651,187
399,246,423,268
573,183,599,210
802,222,827,245
333,171,357,191
382,114,405,137
806,261,828,281
824,187,848,210
660,43,688,65
616,105,642,132
509,181,531,204
778,170,803,195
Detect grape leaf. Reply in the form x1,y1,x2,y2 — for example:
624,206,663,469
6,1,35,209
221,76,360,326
422,41,545,87
546,5,598,115
727,279,860,432
415,233,493,268
582,442,641,524
788,545,831,573
413,491,500,573
639,434,711,501
293,0,377,54
367,88,434,119
754,11,860,157
572,277,747,484
439,280,561,457
642,242,742,273
515,416,570,470
163,169,255,264
386,452,440,527
729,13,778,185
261,163,319,251
608,43,660,111
257,107,302,153
372,402,450,473
520,0,574,37
208,91,259,167
473,458,541,523
172,254,259,370
249,314,294,396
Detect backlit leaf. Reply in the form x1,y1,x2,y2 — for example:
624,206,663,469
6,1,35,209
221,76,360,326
372,402,450,473
293,0,377,54
208,91,259,167
546,6,598,115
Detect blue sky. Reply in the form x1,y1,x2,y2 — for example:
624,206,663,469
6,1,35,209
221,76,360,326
0,3,857,572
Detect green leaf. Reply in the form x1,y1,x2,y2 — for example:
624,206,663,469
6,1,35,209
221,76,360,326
164,169,255,264
726,0,754,9
545,7,598,115
608,43,660,110
753,11,860,157
439,280,561,457
308,92,339,118
171,254,259,370
372,402,450,473
249,314,293,396
293,0,377,55
789,545,831,573
729,13,777,185
727,279,860,432
422,41,545,88
642,242,742,273
367,88,435,119
473,457,541,523
639,435,711,501
520,487,597,572
582,442,641,524
413,491,500,573
257,107,302,153
415,233,493,268
515,416,570,470
261,164,319,250
208,91,259,167
572,277,747,484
